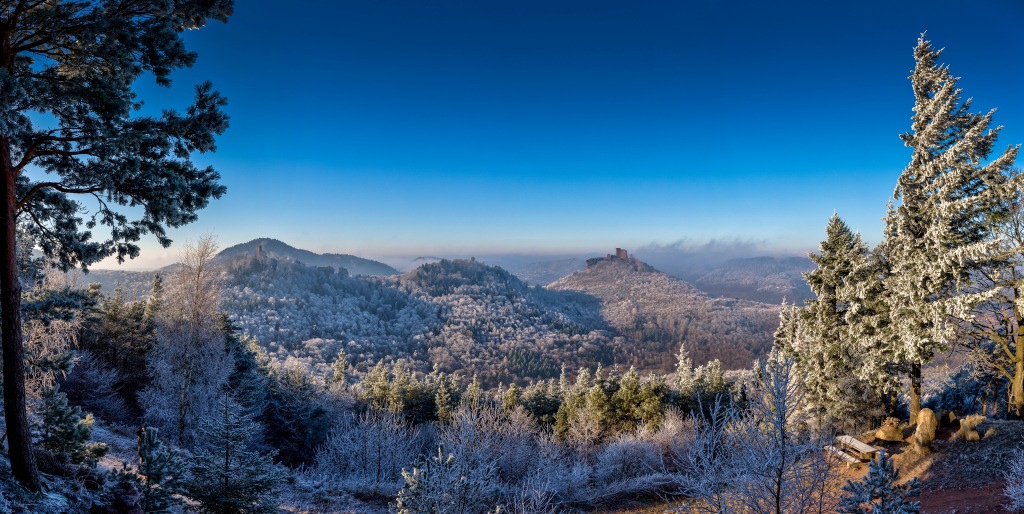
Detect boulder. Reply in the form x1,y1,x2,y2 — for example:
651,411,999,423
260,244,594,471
959,414,985,442
875,423,904,442
913,408,938,454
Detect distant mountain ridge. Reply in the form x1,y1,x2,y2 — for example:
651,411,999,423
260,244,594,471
691,256,813,304
506,258,585,286
216,238,398,276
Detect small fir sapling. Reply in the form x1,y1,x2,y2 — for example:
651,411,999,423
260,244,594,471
839,451,921,514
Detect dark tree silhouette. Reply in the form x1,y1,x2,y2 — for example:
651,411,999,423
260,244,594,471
0,0,232,489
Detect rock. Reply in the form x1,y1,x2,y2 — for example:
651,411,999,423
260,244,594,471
913,408,938,454
875,423,904,442
959,414,986,442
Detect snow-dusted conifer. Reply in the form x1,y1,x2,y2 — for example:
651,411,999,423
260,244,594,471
135,427,187,513
838,451,920,513
188,394,286,514
782,214,879,428
33,385,107,466
883,36,1020,419
330,348,350,387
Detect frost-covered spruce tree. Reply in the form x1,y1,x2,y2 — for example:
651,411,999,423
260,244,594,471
780,214,879,429
838,451,920,514
883,36,1020,420
843,244,901,413
108,427,187,513
33,385,107,466
188,394,286,514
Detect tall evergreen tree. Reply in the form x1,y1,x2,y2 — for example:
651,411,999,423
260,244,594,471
0,0,232,489
883,36,1020,420
844,246,902,414
780,214,880,428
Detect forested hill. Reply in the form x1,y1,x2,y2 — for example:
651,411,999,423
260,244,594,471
223,257,616,387
549,256,780,370
217,238,399,276
396,259,616,385
80,248,783,386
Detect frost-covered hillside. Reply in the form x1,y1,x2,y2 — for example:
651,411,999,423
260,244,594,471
81,243,783,384
396,259,616,385
549,257,780,370
218,237,399,276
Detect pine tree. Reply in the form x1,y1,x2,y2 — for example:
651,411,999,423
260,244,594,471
144,274,164,329
462,374,484,407
501,382,521,412
838,451,920,513
782,214,880,428
188,395,286,514
0,0,232,489
433,372,459,422
843,245,902,414
33,385,107,465
330,348,350,387
883,36,1020,420
362,360,392,410
134,427,187,513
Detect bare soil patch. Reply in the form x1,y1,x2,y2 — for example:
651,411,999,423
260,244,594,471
851,419,1024,513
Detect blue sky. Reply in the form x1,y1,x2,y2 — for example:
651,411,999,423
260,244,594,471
98,0,1024,268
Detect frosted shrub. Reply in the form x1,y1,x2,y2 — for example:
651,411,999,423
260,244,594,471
316,409,423,499
670,398,739,513
1005,449,1024,512
839,451,920,513
439,404,538,486
60,351,129,424
594,435,661,486
521,437,591,504
670,354,841,514
394,447,498,514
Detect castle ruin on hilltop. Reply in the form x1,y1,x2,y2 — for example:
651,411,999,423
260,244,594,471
586,248,640,269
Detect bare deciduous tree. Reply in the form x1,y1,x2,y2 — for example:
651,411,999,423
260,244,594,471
141,236,231,445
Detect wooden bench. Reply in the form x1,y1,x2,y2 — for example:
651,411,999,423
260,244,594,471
824,445,861,466
835,435,879,461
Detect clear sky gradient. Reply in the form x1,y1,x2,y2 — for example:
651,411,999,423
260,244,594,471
96,0,1024,269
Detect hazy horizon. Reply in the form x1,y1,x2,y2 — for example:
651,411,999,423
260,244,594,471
86,0,1024,271
90,235,811,272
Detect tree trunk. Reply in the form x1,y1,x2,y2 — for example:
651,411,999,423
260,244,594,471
910,361,922,423
0,138,40,491
1013,358,1023,419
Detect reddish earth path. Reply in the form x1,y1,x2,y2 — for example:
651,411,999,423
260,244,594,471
920,482,1010,513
